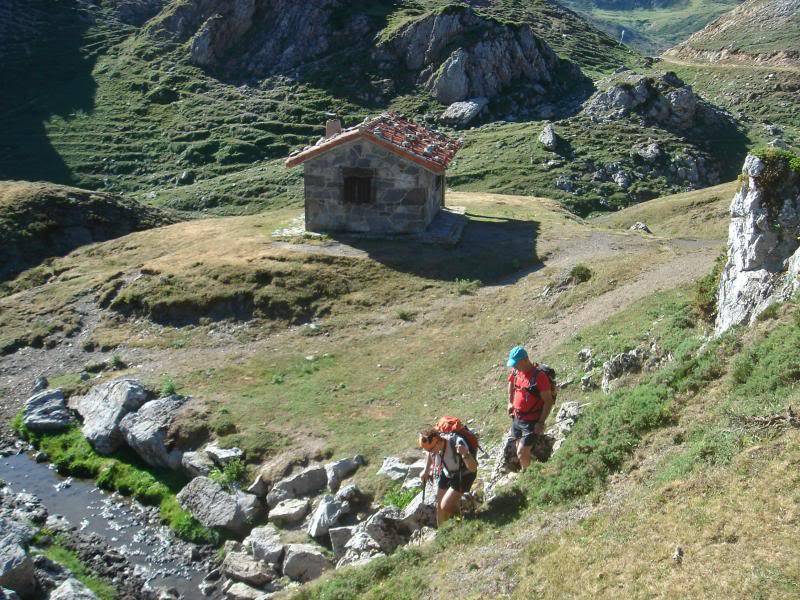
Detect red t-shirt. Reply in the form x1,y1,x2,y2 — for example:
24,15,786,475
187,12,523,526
508,367,551,421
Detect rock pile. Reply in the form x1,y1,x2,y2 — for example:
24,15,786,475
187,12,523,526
22,389,72,433
716,153,800,334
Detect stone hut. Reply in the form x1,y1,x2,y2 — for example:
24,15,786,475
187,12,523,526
285,113,462,234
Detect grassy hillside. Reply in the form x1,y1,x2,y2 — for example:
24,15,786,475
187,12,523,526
558,0,743,54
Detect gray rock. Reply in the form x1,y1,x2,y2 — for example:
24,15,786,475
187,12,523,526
222,551,273,587
74,378,149,454
268,499,309,526
307,495,350,538
206,443,244,467
0,519,34,549
546,401,584,452
266,465,326,508
22,389,71,433
50,578,99,599
580,374,595,391
119,395,186,470
337,531,383,568
282,544,331,583
224,582,266,600
334,484,367,505
176,477,256,536
398,491,436,530
0,538,35,597
244,525,284,564
31,377,48,393
235,492,264,524
363,508,406,554
602,348,646,392
635,142,662,162
538,123,558,151
629,222,652,234
329,526,355,559
0,588,20,600
613,171,631,190
182,451,215,478
376,457,413,481
577,348,592,362
325,457,361,493
439,98,488,127
716,154,800,333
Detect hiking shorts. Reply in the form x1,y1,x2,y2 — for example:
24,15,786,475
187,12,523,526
438,470,477,494
510,417,540,447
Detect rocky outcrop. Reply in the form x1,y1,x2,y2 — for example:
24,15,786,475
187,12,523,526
546,402,585,452
324,456,363,493
716,154,800,333
222,550,273,587
176,477,262,536
307,495,351,538
375,6,572,104
22,389,71,433
583,71,723,132
538,123,558,151
73,379,150,455
0,538,36,598
109,0,166,27
602,348,646,392
439,98,488,128
119,395,186,470
243,525,284,564
266,465,326,508
268,499,309,526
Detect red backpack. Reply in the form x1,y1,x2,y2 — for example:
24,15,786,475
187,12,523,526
435,416,481,456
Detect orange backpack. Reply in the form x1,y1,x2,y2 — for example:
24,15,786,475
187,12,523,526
435,416,480,456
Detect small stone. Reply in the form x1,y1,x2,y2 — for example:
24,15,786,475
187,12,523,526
629,222,652,234
205,443,244,467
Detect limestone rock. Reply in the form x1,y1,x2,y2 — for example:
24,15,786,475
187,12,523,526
629,222,652,234
376,457,415,482
206,443,244,467
74,378,149,454
182,450,214,478
577,348,593,362
222,551,273,587
22,389,71,433
0,538,35,598
398,491,436,530
50,578,98,599
613,171,632,190
244,525,284,564
31,377,48,394
266,465,326,508
307,495,350,538
716,154,800,333
602,348,646,392
337,531,384,568
176,477,257,536
439,98,488,127
328,526,355,559
119,395,186,470
268,499,309,526
334,484,367,506
282,544,331,583
546,401,584,452
634,141,662,162
538,123,558,151
224,582,266,600
325,457,361,493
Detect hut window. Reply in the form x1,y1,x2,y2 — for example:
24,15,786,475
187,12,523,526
343,168,374,204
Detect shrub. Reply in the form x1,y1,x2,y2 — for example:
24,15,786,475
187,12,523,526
692,251,726,322
110,354,126,370
454,278,481,295
209,458,247,491
569,264,592,284
396,309,416,322
160,377,177,396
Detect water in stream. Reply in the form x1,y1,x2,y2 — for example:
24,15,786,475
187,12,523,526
0,452,209,597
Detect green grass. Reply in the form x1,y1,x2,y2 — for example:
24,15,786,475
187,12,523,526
209,458,247,491
13,423,217,544
383,484,421,510
40,541,117,600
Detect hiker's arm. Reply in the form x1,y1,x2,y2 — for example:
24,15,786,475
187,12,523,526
456,444,478,473
421,452,433,482
534,388,554,435
507,380,514,415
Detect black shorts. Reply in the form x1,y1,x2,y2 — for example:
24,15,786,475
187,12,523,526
438,470,477,493
510,417,540,447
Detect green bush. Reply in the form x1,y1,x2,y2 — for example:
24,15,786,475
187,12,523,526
692,251,726,322
160,377,177,396
569,264,592,284
454,278,481,296
209,458,247,491
383,484,420,509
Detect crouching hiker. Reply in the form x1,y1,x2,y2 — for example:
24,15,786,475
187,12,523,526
418,417,479,526
506,345,555,470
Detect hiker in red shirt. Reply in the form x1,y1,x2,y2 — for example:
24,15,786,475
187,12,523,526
506,345,554,470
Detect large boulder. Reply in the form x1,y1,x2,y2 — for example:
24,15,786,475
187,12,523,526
176,477,259,536
181,450,214,478
329,526,355,559
267,499,309,527
224,582,266,600
22,389,71,433
73,379,149,454
0,538,35,598
282,544,331,583
362,508,407,554
266,465,326,508
306,496,350,539
398,491,436,531
222,550,273,587
538,123,558,151
337,531,384,568
119,395,186,470
243,525,284,564
439,98,488,128
716,154,800,334
49,578,98,599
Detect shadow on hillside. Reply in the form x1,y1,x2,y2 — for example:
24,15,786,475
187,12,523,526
0,0,99,184
331,212,542,285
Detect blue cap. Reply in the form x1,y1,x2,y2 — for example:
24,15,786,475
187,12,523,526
507,346,528,367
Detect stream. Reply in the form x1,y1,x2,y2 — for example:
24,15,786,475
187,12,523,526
0,451,210,597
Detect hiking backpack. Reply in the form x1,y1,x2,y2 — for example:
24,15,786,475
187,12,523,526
435,416,481,456
510,363,558,420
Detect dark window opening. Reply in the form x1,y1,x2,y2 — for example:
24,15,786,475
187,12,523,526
342,168,374,204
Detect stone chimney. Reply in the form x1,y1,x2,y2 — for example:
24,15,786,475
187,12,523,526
325,119,342,138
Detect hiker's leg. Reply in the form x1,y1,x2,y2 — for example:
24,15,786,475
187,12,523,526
518,439,532,470
435,487,447,527
438,488,463,525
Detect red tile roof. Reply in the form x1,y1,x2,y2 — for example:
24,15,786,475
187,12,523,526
284,113,462,173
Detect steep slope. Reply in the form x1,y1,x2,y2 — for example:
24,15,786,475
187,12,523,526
666,0,800,65
0,181,174,282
